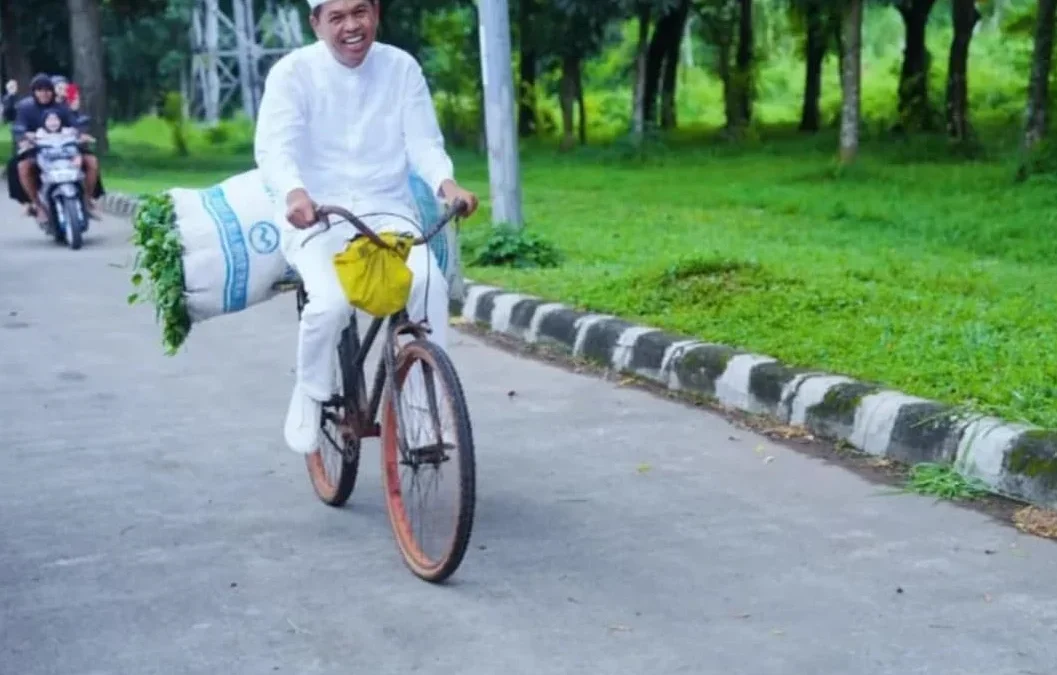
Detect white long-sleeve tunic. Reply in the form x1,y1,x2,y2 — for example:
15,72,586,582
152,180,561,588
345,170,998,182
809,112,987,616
254,40,455,223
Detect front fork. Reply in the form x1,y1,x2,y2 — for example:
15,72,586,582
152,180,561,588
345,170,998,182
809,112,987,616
383,315,444,467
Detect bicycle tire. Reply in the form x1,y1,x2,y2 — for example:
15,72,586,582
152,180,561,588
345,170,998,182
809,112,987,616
301,295,362,507
380,338,476,583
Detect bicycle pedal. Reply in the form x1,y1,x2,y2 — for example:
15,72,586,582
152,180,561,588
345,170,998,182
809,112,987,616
321,395,344,408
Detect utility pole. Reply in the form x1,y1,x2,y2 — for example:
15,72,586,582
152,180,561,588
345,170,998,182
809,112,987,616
477,0,524,228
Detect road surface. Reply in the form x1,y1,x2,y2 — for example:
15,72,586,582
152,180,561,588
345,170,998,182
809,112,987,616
2,205,1056,675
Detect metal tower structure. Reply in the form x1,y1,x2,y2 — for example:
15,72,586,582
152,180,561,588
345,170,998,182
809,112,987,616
187,0,306,123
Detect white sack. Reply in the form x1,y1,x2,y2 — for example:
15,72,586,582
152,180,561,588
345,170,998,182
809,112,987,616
170,169,289,323
170,168,463,324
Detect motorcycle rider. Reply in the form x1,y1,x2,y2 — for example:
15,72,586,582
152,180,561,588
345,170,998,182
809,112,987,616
52,75,81,112
10,73,99,224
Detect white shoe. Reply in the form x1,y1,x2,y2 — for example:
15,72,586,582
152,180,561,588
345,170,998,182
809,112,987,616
284,383,322,454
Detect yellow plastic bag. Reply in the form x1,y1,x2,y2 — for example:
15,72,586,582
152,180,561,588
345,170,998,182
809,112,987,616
332,231,415,317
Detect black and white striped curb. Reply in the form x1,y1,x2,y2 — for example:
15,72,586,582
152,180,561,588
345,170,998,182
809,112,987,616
99,192,141,218
456,282,1057,509
100,192,1057,509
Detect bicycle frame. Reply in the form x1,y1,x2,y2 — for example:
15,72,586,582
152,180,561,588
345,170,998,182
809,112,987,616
293,198,467,462
304,284,441,471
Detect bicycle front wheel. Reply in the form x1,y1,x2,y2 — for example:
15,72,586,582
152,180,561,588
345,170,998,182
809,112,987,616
381,339,476,583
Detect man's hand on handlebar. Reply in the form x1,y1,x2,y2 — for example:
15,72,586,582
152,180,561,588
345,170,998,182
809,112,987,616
439,179,478,218
285,188,318,229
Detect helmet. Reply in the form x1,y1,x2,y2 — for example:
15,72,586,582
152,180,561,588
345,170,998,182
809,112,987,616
51,75,68,87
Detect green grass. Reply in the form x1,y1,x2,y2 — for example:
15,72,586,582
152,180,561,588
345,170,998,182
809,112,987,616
905,463,991,501
98,117,1057,429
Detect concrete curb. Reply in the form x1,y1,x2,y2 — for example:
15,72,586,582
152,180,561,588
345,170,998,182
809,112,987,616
100,191,142,219
455,283,1057,510
101,192,1057,509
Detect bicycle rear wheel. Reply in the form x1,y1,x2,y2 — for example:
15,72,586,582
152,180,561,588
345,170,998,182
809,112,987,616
302,295,363,507
381,338,476,583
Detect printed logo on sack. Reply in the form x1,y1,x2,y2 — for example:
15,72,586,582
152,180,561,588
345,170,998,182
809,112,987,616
248,221,280,255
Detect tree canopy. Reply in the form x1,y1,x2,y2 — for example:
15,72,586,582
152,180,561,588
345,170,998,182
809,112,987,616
3,0,1056,167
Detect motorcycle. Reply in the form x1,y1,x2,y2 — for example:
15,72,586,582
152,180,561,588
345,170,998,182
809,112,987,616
16,123,91,250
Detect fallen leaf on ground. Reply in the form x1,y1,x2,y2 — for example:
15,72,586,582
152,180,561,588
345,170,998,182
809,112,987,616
984,593,993,602
763,425,812,440
1013,506,1057,540
636,463,652,474
764,456,775,464
608,624,632,633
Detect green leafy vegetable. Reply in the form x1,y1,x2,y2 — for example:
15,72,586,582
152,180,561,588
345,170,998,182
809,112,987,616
128,193,192,355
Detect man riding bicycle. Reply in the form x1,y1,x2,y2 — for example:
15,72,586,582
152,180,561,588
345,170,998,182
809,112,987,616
254,0,479,455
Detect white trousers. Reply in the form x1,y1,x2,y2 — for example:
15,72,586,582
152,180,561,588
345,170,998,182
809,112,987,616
279,213,449,402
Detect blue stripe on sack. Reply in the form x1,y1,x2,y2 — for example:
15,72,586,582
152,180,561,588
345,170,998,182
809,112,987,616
199,185,251,313
408,172,448,273
197,189,234,313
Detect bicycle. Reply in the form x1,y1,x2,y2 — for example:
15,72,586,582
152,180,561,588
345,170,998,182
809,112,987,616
274,199,475,584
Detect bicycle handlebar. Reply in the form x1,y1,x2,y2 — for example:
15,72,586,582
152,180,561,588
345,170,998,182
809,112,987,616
312,198,469,251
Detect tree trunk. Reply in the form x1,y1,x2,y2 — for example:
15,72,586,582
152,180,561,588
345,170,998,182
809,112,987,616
839,0,862,164
644,4,680,129
896,0,936,132
67,0,109,153
718,38,738,131
0,0,32,90
559,54,577,151
799,2,826,132
518,53,537,137
1022,0,1057,150
945,0,979,141
517,0,537,137
576,60,586,144
832,7,844,85
630,3,651,141
734,0,754,124
660,0,690,129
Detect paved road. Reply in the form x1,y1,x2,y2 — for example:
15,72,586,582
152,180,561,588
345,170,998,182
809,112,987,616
2,206,1057,675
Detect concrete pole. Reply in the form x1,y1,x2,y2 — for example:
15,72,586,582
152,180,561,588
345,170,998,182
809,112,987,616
233,0,256,120
476,0,524,228
203,0,220,124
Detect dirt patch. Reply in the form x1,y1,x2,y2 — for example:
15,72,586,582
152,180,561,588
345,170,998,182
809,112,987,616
455,321,1042,539
1013,506,1057,539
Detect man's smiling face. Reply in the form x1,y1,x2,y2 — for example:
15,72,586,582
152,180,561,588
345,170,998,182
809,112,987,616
311,0,379,68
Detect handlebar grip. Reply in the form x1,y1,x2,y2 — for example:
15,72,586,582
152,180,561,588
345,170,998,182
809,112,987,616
449,198,469,217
